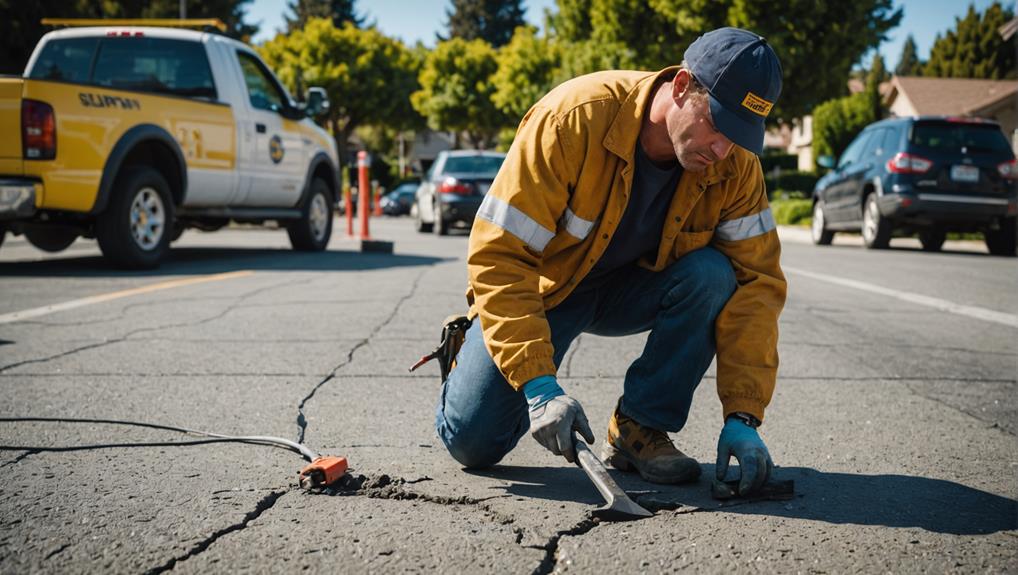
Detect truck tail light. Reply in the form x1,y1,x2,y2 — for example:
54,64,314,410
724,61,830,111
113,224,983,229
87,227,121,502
997,159,1017,180
438,177,471,196
22,99,56,160
886,152,932,174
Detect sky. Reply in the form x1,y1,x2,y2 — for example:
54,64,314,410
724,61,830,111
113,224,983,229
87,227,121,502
248,0,1006,69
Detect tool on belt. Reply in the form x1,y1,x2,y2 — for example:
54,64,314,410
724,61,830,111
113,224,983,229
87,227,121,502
408,314,472,381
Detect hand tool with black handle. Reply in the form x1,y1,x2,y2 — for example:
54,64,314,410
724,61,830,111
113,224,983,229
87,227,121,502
573,432,654,521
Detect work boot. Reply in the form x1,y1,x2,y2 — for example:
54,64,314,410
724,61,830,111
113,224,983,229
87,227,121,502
601,402,701,484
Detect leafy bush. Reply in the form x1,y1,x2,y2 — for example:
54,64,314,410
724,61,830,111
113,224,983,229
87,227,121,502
812,92,875,170
761,153,798,173
770,198,813,226
765,171,819,196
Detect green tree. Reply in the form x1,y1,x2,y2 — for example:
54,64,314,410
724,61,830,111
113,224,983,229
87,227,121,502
894,34,921,76
492,26,562,120
442,0,526,47
259,18,421,163
0,0,257,74
412,37,507,148
546,0,902,122
866,53,887,121
285,0,364,32
923,2,1016,79
812,92,875,168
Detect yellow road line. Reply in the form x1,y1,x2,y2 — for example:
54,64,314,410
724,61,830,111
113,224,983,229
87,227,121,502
0,270,254,325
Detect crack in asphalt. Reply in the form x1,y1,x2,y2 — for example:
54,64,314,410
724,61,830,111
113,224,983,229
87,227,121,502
143,489,287,575
295,269,426,444
43,543,71,560
1,449,40,467
529,517,600,575
0,277,312,374
904,381,1016,437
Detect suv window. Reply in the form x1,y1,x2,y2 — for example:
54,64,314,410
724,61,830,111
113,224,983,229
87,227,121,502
911,122,1012,154
28,37,99,82
880,127,899,154
237,51,286,112
838,131,873,169
91,38,216,99
863,128,885,157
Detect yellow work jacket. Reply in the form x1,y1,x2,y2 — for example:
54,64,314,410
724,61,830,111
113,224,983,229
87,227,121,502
466,68,786,422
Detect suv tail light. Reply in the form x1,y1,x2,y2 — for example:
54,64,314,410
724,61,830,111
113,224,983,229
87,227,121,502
886,152,932,174
438,177,471,196
22,99,56,160
997,159,1017,180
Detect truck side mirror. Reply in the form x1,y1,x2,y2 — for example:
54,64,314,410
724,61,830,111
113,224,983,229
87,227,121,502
305,87,330,117
817,155,836,169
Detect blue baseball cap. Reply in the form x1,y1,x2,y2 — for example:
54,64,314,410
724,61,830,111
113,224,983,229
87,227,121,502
683,27,783,155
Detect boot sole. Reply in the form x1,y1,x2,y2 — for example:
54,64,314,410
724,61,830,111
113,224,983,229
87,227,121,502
600,441,702,485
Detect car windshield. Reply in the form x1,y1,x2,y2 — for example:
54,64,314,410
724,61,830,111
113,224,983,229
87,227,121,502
911,122,1011,154
442,155,504,175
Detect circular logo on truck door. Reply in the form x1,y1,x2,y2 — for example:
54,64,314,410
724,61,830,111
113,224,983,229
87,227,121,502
269,135,285,163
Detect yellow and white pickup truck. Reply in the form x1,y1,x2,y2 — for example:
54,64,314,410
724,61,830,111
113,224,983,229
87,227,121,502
0,20,340,268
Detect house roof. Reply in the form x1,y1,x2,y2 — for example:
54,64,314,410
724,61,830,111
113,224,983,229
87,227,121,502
887,76,1018,116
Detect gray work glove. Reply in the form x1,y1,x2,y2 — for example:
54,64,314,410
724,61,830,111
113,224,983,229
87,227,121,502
528,395,595,463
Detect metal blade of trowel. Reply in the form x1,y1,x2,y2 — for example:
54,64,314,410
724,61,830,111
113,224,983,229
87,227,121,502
572,433,653,521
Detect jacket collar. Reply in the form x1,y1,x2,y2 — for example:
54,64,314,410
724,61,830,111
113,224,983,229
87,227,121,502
603,66,738,187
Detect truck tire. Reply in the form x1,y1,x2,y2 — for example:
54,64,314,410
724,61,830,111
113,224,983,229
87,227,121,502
413,201,432,233
861,193,892,249
96,167,174,269
985,218,1016,257
288,178,333,251
811,202,834,245
0,224,6,250
24,225,79,252
918,228,946,252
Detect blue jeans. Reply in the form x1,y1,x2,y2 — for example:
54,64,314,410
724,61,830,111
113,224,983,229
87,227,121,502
435,247,737,468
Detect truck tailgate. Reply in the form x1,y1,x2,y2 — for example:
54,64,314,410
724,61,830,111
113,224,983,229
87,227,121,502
0,77,24,161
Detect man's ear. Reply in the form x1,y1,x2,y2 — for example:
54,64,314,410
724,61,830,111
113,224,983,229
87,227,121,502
672,69,693,105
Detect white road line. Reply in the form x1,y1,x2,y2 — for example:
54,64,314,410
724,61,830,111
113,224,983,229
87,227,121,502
784,266,1018,329
0,270,254,325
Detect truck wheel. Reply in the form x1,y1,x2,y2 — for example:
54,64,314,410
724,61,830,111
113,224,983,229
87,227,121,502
413,201,432,233
811,202,834,245
433,201,448,236
918,228,946,252
985,218,1016,257
0,224,6,250
288,178,333,251
96,167,173,269
24,225,79,252
861,194,891,249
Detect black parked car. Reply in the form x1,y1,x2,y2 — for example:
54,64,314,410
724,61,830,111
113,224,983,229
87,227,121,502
811,116,1017,255
380,182,419,216
413,150,506,235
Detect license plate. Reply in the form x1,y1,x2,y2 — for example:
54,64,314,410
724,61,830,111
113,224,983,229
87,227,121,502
950,165,979,183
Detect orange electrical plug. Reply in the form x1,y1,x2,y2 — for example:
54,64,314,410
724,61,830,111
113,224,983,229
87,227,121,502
299,456,349,489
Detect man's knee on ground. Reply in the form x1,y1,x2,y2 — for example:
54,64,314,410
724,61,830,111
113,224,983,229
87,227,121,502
664,247,737,308
441,430,511,469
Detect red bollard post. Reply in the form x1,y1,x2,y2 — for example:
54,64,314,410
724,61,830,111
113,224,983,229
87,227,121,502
357,151,371,240
373,183,382,217
344,186,353,236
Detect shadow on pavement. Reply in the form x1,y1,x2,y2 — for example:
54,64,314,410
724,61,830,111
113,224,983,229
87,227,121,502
0,247,451,278
472,465,1016,535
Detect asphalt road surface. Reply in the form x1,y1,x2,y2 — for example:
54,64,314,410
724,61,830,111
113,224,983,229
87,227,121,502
1,219,1015,573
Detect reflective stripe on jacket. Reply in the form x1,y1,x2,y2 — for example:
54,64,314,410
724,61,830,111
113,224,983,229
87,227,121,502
466,68,786,422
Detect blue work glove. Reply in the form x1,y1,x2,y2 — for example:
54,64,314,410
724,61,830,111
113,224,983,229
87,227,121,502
715,416,773,495
523,375,594,464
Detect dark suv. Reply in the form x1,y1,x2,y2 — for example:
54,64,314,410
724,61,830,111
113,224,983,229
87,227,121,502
811,116,1017,255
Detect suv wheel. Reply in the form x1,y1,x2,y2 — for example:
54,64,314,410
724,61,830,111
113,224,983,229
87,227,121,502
811,202,834,245
861,194,892,249
413,201,432,233
288,178,333,251
985,218,1016,257
25,225,78,252
918,228,946,252
96,167,173,269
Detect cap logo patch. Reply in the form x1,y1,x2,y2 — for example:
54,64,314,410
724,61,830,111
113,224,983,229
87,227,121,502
741,92,773,117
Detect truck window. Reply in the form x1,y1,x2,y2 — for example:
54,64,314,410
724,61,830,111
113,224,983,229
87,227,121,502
236,52,286,112
28,37,99,82
92,38,217,99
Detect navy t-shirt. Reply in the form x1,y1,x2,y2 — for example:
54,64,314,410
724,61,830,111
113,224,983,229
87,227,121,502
582,143,683,284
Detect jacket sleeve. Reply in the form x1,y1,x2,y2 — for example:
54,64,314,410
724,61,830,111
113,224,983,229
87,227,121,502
710,154,787,423
466,105,575,390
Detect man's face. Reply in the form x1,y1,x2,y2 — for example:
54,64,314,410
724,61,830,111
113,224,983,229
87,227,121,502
665,72,736,172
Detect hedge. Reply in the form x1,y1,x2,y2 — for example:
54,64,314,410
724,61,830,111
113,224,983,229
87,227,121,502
765,170,819,196
770,197,813,226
